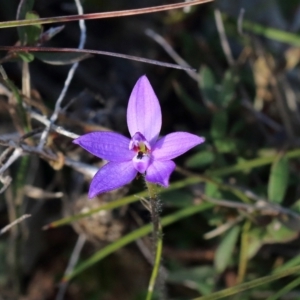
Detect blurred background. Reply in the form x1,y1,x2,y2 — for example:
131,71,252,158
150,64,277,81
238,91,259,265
1,0,300,299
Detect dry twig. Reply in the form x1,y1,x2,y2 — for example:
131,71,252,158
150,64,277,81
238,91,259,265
38,0,86,150
0,214,31,235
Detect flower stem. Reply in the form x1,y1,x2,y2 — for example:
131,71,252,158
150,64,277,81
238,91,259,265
146,223,163,300
147,182,159,240
145,181,164,300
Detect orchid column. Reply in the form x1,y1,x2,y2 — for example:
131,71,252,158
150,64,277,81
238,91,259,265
74,75,205,299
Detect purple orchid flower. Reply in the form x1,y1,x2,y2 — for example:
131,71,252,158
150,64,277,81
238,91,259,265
73,75,205,198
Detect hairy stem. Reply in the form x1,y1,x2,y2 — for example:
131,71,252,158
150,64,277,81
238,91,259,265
147,182,159,241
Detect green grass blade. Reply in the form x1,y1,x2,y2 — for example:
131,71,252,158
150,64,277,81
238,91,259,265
208,149,300,177
242,19,300,47
265,276,300,300
0,65,30,133
45,148,300,228
63,202,213,281
273,255,300,274
192,265,300,300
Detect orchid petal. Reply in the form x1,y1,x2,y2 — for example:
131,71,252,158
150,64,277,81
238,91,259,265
127,75,162,144
73,132,134,162
88,161,137,198
132,154,151,173
145,160,175,187
152,132,205,161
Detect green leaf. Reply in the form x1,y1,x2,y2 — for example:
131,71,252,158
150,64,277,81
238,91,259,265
246,228,265,259
230,120,245,136
247,220,297,260
173,80,203,117
214,138,236,153
185,151,215,168
199,66,218,106
17,52,34,62
278,212,300,231
168,266,216,295
24,11,42,45
205,178,222,198
33,52,92,65
16,0,35,44
211,110,228,140
268,155,289,204
199,67,235,108
214,226,240,273
220,70,235,107
264,220,297,244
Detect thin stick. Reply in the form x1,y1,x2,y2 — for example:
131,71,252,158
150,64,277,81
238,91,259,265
0,214,31,235
56,234,86,300
237,8,245,36
0,175,12,194
0,0,214,29
204,215,244,240
145,29,198,80
30,111,79,139
0,137,56,161
0,148,23,175
38,0,86,150
0,135,98,178
214,9,235,67
0,46,196,71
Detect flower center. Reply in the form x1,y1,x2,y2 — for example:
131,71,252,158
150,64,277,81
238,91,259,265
129,132,151,154
129,132,151,173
